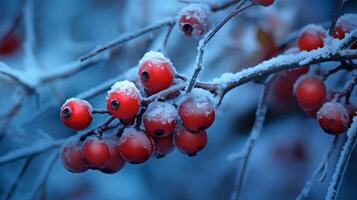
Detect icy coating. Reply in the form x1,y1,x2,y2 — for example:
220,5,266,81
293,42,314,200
61,97,93,116
119,128,152,152
138,51,173,67
108,80,141,99
144,101,177,124
180,90,214,117
300,24,326,37
337,13,357,32
316,102,350,126
177,3,211,35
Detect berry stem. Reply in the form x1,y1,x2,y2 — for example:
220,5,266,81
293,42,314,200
328,0,348,36
92,109,108,114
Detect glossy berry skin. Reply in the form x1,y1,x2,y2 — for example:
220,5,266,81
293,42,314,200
179,96,215,132
252,0,274,6
0,34,20,55
177,4,211,37
100,136,125,174
80,138,110,169
298,25,325,51
118,129,153,164
106,81,141,120
175,127,207,156
151,134,174,158
143,102,177,137
60,140,88,173
60,98,92,130
317,102,351,135
138,51,175,95
294,75,326,111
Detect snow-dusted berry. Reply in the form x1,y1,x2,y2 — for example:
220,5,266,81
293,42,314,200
294,75,326,111
252,0,275,7
298,24,326,51
60,140,88,173
177,4,211,37
106,81,141,120
175,126,207,157
80,137,110,169
143,101,177,137
151,134,174,158
100,135,126,174
179,95,215,132
60,98,93,130
118,128,153,164
333,14,357,49
317,102,351,135
138,51,175,95
0,33,20,55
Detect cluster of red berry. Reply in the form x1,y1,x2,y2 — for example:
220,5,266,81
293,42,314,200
60,51,215,173
278,14,357,135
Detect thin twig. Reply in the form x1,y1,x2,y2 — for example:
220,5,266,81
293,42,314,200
325,115,357,200
296,136,340,200
23,0,39,69
328,0,348,36
230,77,273,200
186,0,253,93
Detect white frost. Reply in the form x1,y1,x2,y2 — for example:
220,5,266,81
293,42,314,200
108,80,141,99
144,101,177,124
138,51,173,67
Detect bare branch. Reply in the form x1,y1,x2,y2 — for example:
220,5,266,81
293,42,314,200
80,17,176,62
23,0,39,69
296,136,340,200
325,115,357,200
328,0,349,36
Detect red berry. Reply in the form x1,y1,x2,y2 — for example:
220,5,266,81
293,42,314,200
252,0,274,6
143,102,177,137
100,136,125,174
60,98,93,130
60,140,88,173
138,51,175,94
177,4,211,37
298,24,326,51
294,75,326,111
270,66,309,106
317,102,351,135
179,95,215,132
332,14,357,49
175,127,207,156
118,128,153,164
151,134,174,158
0,34,20,55
80,137,110,169
106,81,141,120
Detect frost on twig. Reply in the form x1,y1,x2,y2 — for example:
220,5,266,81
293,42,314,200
296,136,340,200
325,115,357,200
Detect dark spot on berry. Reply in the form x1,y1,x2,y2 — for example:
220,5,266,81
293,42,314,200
198,126,206,131
141,71,150,81
156,154,165,159
183,24,193,36
188,153,197,157
154,129,165,137
62,107,72,119
111,99,120,110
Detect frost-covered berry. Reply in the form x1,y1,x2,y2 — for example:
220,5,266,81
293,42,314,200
294,75,326,111
143,101,177,137
317,102,351,135
177,4,211,37
60,98,93,130
333,14,357,49
151,134,174,158
60,140,88,173
298,24,326,51
0,33,20,55
100,135,125,174
175,126,207,157
118,128,153,164
252,0,275,7
138,51,175,95
106,81,141,120
179,95,215,132
80,137,110,169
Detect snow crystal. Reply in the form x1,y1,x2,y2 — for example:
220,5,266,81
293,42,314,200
179,89,214,117
119,128,152,152
138,51,173,67
61,97,93,116
316,102,350,126
144,101,177,124
177,3,211,36
300,24,326,36
336,13,357,32
108,80,141,99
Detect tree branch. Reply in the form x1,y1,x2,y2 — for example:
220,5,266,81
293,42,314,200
328,0,349,36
